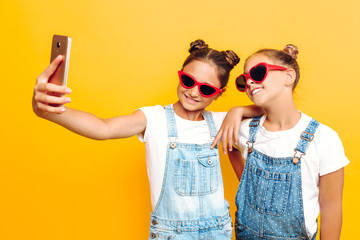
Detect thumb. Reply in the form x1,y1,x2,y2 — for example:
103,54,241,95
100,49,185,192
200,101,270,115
37,55,63,84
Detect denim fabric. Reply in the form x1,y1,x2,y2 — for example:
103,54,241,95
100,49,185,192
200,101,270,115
235,117,319,240
148,105,232,239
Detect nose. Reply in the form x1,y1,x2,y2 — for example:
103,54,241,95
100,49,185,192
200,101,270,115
247,78,255,88
189,85,200,97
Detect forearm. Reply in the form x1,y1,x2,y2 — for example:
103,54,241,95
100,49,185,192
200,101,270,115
320,206,342,240
234,105,264,118
319,168,344,240
33,95,147,140
33,101,111,140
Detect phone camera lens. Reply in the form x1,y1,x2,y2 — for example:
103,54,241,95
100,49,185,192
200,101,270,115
57,42,61,48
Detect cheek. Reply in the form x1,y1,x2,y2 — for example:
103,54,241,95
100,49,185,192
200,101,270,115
203,95,217,105
263,77,280,91
176,84,182,99
177,83,183,94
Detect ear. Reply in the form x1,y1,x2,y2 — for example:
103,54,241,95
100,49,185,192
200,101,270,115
213,88,226,100
284,69,296,87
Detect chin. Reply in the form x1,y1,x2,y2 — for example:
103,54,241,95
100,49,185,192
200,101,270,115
181,98,209,112
253,99,266,107
248,93,267,107
177,90,211,112
181,101,201,111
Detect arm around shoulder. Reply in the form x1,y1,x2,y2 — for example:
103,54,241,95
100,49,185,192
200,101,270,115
211,105,263,154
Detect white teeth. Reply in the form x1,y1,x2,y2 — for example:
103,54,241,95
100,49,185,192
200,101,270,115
252,88,263,95
185,95,199,103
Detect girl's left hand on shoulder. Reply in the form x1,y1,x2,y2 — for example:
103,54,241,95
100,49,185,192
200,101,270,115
211,105,264,154
211,107,246,154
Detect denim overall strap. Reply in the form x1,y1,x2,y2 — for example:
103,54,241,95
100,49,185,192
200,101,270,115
295,119,319,154
249,116,262,143
202,110,217,139
247,116,262,152
293,119,319,161
164,105,178,138
164,105,178,148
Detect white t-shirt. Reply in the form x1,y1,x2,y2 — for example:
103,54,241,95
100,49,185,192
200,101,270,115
236,113,349,238
137,105,227,209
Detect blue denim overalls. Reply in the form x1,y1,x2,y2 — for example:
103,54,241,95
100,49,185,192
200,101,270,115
235,116,319,240
148,105,232,240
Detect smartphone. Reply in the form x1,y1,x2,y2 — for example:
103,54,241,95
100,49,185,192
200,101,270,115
48,34,71,105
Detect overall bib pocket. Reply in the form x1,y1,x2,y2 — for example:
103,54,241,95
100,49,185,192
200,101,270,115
246,163,291,216
174,154,219,196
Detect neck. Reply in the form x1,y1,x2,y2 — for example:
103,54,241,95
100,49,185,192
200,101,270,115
173,101,204,121
262,98,301,132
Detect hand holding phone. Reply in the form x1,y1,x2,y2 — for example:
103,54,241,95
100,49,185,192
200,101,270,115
48,35,71,106
33,35,72,114
49,35,71,86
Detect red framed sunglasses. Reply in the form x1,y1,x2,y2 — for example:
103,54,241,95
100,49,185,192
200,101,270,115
178,70,222,97
235,62,288,92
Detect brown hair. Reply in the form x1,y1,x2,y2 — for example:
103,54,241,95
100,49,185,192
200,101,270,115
250,44,300,90
182,39,240,88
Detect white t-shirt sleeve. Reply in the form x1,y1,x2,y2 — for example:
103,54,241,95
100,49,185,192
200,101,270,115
317,125,350,176
137,105,165,143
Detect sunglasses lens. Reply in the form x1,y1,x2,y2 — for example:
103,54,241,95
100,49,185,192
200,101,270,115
199,85,216,96
250,64,267,82
180,74,196,88
236,75,247,92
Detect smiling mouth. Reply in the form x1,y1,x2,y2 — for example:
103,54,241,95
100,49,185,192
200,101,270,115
251,88,263,95
184,94,200,103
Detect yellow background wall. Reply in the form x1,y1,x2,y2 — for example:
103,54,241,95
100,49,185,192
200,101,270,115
1,0,359,239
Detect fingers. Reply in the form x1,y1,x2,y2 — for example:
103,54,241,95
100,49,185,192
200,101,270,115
33,91,71,114
221,129,229,155
211,130,222,149
227,129,234,153
36,101,66,114
35,82,71,95
34,91,71,105
33,81,71,114
211,126,237,154
33,56,71,115
37,55,63,84
233,122,240,146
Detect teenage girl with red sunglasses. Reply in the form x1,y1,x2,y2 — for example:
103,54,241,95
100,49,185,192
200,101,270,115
32,39,262,239
212,44,349,240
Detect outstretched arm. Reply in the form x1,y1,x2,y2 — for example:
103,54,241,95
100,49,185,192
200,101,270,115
319,168,344,240
211,106,264,154
33,55,147,140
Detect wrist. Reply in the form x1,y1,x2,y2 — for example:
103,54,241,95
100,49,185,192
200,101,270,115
231,106,245,114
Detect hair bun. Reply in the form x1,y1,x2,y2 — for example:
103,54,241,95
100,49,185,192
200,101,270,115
222,50,240,69
189,39,209,53
283,44,299,60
